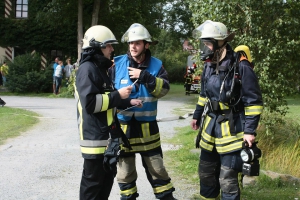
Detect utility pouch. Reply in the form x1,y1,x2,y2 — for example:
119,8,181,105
103,138,122,177
103,114,132,176
217,109,236,136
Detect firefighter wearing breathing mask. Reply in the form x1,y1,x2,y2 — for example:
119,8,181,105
190,20,263,200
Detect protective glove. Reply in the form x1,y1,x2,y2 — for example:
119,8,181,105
103,138,122,177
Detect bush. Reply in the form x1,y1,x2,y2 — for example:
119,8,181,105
153,47,190,84
6,53,53,93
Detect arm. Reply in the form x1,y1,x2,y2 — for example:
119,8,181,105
240,60,263,147
136,66,170,98
75,65,123,115
191,66,207,130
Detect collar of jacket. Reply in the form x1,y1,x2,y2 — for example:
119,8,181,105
92,54,113,70
207,45,234,69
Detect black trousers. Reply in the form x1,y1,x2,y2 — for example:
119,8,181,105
80,157,114,200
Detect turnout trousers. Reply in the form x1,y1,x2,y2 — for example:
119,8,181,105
80,157,114,200
198,148,243,200
116,149,175,200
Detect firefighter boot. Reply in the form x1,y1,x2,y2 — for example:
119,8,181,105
0,98,6,107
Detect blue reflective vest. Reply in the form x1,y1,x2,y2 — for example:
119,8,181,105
114,55,162,122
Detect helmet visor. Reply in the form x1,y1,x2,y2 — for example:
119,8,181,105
193,20,215,39
104,39,118,45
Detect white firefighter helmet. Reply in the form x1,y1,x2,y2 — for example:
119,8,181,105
192,20,235,42
121,23,152,43
82,25,118,50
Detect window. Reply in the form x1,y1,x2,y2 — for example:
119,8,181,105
51,50,63,61
16,0,28,18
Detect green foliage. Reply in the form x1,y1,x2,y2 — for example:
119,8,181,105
164,126,200,183
0,0,194,65
257,111,300,177
242,174,300,200
6,53,52,93
67,69,77,96
152,30,190,83
186,0,300,116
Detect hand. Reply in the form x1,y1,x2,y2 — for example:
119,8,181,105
130,99,143,108
118,86,132,99
244,134,255,147
191,119,199,130
128,67,141,79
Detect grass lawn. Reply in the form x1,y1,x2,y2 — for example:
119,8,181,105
285,94,300,122
0,106,39,145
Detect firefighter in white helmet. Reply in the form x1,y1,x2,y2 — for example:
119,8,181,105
75,25,137,200
191,20,263,200
109,23,176,200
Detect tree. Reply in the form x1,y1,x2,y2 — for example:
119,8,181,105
77,0,83,62
0,0,194,73
91,0,101,26
186,0,300,116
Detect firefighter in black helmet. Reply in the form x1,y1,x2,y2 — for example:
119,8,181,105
190,20,263,200
75,25,139,200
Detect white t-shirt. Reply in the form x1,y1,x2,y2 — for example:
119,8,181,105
55,65,63,77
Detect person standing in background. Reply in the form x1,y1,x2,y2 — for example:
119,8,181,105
1,62,8,86
64,58,74,86
0,63,3,86
52,57,60,94
54,60,63,95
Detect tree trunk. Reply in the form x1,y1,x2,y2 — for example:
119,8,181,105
77,0,83,63
91,0,101,26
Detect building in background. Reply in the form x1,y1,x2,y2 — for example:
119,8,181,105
0,0,61,67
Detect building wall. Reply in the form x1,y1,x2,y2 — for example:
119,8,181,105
0,47,5,63
1,0,13,62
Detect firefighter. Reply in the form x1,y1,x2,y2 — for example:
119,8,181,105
109,23,176,200
190,20,263,200
184,70,193,95
74,25,136,200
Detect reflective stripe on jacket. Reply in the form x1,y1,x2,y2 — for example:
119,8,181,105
75,58,121,159
193,45,263,154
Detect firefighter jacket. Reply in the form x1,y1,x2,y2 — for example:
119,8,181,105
75,52,122,159
110,49,170,153
192,44,263,154
185,74,193,84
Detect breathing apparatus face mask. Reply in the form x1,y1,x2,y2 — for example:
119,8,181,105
200,39,218,61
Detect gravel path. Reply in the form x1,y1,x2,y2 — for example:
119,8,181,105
0,95,198,200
